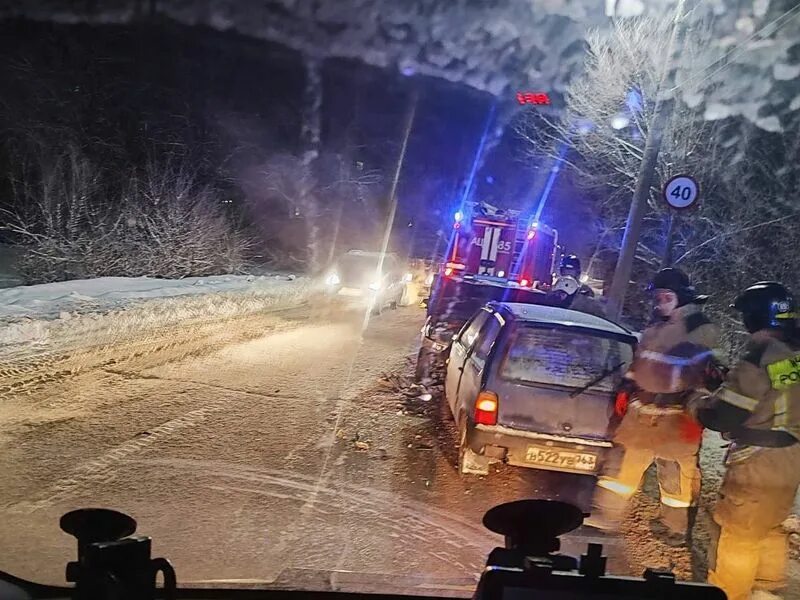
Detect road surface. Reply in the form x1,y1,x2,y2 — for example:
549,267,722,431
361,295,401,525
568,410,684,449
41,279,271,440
0,302,797,595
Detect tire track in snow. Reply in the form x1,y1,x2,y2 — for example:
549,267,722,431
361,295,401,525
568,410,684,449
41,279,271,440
0,303,311,397
134,458,495,575
4,402,232,514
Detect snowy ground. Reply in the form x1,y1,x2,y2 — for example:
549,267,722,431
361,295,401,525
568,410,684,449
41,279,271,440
1,293,799,596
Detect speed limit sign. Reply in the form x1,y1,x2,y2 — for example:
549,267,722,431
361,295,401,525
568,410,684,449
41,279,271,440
663,175,700,210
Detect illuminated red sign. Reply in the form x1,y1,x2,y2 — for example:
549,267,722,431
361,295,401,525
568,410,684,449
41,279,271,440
516,92,551,105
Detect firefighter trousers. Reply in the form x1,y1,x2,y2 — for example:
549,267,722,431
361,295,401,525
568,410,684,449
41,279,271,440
708,443,800,600
589,405,702,535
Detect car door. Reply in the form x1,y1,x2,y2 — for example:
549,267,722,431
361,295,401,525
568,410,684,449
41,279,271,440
445,309,490,415
455,311,504,420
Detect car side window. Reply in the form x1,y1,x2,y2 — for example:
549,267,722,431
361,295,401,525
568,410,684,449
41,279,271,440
472,314,503,366
459,311,490,351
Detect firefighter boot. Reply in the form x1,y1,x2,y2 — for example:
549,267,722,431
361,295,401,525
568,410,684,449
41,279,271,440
651,457,699,546
584,481,629,531
651,505,689,547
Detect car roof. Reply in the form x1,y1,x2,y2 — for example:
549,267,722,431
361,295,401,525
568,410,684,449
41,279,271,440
488,302,635,339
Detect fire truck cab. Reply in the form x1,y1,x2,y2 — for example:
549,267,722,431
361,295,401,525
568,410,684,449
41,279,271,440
444,202,559,288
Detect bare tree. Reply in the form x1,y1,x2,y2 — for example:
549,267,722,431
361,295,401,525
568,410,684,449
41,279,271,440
518,12,800,340
2,147,252,283
250,151,383,273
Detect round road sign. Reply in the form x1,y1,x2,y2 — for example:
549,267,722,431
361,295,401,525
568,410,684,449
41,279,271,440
663,175,699,210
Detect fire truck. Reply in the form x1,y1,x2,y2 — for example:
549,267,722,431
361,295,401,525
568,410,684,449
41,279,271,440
415,203,560,382
443,202,559,288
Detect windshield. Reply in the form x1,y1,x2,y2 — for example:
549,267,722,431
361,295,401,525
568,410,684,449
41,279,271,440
0,2,798,597
501,326,633,393
337,255,384,285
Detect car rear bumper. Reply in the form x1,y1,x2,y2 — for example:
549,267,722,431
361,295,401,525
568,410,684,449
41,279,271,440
466,424,613,475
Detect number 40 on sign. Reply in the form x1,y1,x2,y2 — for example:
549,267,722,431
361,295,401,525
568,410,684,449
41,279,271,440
663,174,700,210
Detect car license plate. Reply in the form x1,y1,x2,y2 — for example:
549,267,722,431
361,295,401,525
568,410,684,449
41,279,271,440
338,287,364,297
525,446,597,471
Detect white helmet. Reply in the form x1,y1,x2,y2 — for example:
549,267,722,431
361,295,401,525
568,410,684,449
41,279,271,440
553,276,580,296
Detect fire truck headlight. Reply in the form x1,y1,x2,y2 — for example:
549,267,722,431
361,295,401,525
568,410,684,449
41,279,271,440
580,273,589,284
326,272,340,286
497,270,505,278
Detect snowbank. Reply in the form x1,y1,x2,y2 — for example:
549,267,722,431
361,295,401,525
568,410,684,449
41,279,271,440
0,274,316,353
0,274,300,321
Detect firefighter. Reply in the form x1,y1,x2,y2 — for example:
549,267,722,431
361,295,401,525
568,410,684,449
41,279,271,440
559,254,595,298
688,282,800,600
586,267,720,544
549,276,607,318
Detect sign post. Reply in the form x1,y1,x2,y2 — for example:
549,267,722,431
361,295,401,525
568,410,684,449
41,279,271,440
661,174,700,267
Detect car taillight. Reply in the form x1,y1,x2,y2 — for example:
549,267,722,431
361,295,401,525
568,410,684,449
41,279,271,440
614,390,629,418
474,391,499,426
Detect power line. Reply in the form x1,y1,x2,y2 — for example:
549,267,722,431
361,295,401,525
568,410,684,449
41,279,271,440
669,2,800,93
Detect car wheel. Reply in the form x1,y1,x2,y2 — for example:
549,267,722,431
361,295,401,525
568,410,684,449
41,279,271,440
457,413,489,476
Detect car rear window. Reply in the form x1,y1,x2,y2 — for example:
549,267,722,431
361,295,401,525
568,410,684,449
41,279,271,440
500,325,633,392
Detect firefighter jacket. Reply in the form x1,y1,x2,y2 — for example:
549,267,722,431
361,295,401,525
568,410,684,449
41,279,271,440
695,331,800,460
629,302,720,401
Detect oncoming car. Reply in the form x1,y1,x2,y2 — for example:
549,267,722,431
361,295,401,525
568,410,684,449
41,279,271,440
323,250,406,314
443,302,637,477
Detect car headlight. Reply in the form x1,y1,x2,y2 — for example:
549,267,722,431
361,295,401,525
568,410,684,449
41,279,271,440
368,281,381,291
424,273,434,286
403,272,413,283
325,272,340,286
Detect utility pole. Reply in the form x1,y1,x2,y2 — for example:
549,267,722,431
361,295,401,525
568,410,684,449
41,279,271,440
605,0,687,321
662,210,678,267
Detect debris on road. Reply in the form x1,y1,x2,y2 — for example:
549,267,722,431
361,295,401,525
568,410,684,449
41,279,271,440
354,440,370,451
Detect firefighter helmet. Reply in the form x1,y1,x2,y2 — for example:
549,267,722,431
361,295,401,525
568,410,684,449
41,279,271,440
553,276,580,297
732,281,797,334
559,254,581,277
648,267,705,307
